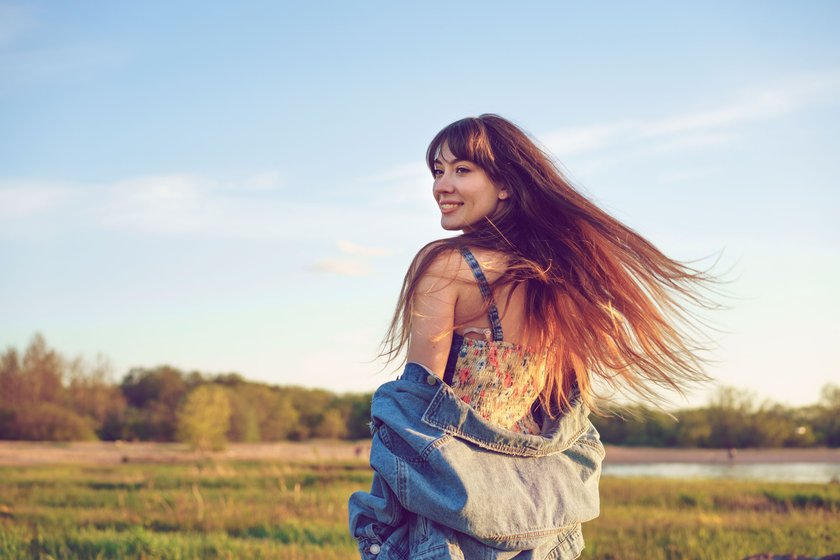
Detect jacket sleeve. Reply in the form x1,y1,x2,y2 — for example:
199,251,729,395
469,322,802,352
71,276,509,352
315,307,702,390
347,429,409,559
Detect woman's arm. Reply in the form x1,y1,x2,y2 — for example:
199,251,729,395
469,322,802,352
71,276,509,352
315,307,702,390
405,249,462,377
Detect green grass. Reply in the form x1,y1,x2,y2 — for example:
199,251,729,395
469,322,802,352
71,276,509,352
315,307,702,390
584,478,840,560
1,461,838,559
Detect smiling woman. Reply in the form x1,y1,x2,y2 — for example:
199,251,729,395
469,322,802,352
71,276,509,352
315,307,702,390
348,114,720,560
432,144,508,233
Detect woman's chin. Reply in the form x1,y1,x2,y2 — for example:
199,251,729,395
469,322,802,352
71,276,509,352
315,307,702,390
440,219,463,232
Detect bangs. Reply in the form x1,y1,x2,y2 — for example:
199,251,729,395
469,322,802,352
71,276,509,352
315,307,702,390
426,117,497,172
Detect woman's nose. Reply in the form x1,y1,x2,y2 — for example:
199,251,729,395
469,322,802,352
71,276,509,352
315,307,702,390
433,175,454,196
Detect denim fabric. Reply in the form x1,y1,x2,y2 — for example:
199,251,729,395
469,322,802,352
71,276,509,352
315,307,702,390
348,363,604,560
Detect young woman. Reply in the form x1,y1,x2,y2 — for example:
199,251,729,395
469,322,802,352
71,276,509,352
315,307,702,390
349,114,716,560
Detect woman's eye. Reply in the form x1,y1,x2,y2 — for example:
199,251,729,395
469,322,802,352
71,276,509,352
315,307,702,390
456,167,470,174
432,169,443,177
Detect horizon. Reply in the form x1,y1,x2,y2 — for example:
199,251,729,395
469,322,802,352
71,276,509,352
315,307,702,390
2,1,839,409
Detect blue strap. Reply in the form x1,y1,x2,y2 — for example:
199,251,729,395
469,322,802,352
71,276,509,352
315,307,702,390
459,247,504,341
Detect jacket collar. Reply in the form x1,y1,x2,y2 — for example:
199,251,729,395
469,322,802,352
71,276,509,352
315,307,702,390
400,363,590,458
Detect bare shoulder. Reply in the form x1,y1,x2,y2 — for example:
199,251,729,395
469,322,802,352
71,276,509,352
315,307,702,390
413,242,466,292
461,246,510,282
411,243,510,290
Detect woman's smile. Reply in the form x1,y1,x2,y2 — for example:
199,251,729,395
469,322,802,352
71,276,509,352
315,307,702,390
432,143,506,232
438,200,464,214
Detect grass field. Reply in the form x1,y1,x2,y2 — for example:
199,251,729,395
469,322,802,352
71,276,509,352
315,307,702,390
0,456,838,559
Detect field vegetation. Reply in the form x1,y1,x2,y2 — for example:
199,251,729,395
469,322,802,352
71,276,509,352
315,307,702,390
2,334,840,450
0,458,838,559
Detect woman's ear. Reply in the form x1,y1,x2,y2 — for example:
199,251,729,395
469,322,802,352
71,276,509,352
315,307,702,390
498,190,509,200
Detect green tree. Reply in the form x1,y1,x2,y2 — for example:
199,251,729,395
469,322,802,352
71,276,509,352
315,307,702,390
225,388,261,442
66,355,127,440
339,393,374,439
176,385,231,451
4,402,96,441
313,408,348,439
21,333,65,405
120,366,190,441
814,383,840,446
707,386,755,447
674,409,713,447
261,394,301,441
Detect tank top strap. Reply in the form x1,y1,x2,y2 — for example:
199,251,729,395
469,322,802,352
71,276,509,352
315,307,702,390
459,247,504,341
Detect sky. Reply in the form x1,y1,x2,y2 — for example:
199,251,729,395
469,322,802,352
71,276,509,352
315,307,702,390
1,1,838,408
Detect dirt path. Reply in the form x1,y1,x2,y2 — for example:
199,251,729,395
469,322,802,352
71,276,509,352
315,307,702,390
0,440,371,466
0,441,838,466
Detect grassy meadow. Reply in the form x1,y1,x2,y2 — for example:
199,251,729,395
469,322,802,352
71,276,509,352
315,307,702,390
0,455,838,559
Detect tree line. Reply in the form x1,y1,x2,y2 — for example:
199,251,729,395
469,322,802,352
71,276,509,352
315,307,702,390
0,334,371,447
1,334,838,449
592,384,840,449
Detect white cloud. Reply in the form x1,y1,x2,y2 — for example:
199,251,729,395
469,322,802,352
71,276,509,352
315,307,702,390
309,240,391,277
311,258,371,277
223,170,285,192
541,121,637,157
0,181,69,217
0,169,436,248
98,174,211,235
358,162,427,184
338,239,389,257
542,72,840,159
9,74,833,246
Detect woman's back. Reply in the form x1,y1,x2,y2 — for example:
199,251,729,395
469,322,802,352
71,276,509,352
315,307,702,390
451,247,532,347
429,246,546,434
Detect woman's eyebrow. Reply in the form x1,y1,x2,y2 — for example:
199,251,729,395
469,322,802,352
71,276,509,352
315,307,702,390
434,156,467,165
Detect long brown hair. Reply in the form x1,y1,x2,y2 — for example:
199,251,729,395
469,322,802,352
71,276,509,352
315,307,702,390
382,114,720,414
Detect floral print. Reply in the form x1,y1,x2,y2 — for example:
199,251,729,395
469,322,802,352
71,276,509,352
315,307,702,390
449,338,544,435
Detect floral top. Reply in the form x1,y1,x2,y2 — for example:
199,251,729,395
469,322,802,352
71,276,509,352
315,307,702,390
440,247,546,435
448,337,544,434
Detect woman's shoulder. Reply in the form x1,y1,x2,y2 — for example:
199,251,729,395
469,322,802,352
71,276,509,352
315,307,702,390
413,241,511,282
412,241,468,284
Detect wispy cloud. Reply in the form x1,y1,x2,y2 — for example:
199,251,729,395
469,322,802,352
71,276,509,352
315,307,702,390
311,240,391,277
337,239,389,257
311,258,371,277
0,181,69,217
542,72,840,159
222,171,285,193
0,171,432,252
358,162,427,184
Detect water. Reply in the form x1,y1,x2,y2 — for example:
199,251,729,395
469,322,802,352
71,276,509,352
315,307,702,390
602,462,840,483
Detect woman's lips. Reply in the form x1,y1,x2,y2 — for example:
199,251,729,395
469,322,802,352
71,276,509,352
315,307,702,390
439,202,462,214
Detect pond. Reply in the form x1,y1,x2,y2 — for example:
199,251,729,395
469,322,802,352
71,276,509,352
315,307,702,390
602,462,840,483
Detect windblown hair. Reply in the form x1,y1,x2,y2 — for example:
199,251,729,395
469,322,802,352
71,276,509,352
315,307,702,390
382,114,720,414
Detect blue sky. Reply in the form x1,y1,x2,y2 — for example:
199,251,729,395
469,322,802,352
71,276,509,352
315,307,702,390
1,1,838,407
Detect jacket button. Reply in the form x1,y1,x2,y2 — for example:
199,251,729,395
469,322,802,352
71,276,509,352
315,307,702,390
369,543,381,555
426,375,437,385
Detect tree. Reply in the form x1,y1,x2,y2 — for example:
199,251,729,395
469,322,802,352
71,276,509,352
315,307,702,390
120,366,190,441
66,354,127,440
313,409,348,439
0,347,22,409
176,385,232,451
225,388,261,442
4,402,96,441
261,394,301,441
707,386,755,447
21,333,65,405
814,383,840,446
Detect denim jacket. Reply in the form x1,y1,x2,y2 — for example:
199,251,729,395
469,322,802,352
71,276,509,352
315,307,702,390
348,363,604,560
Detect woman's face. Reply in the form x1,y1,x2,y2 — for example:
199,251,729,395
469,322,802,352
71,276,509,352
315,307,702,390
432,143,507,232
